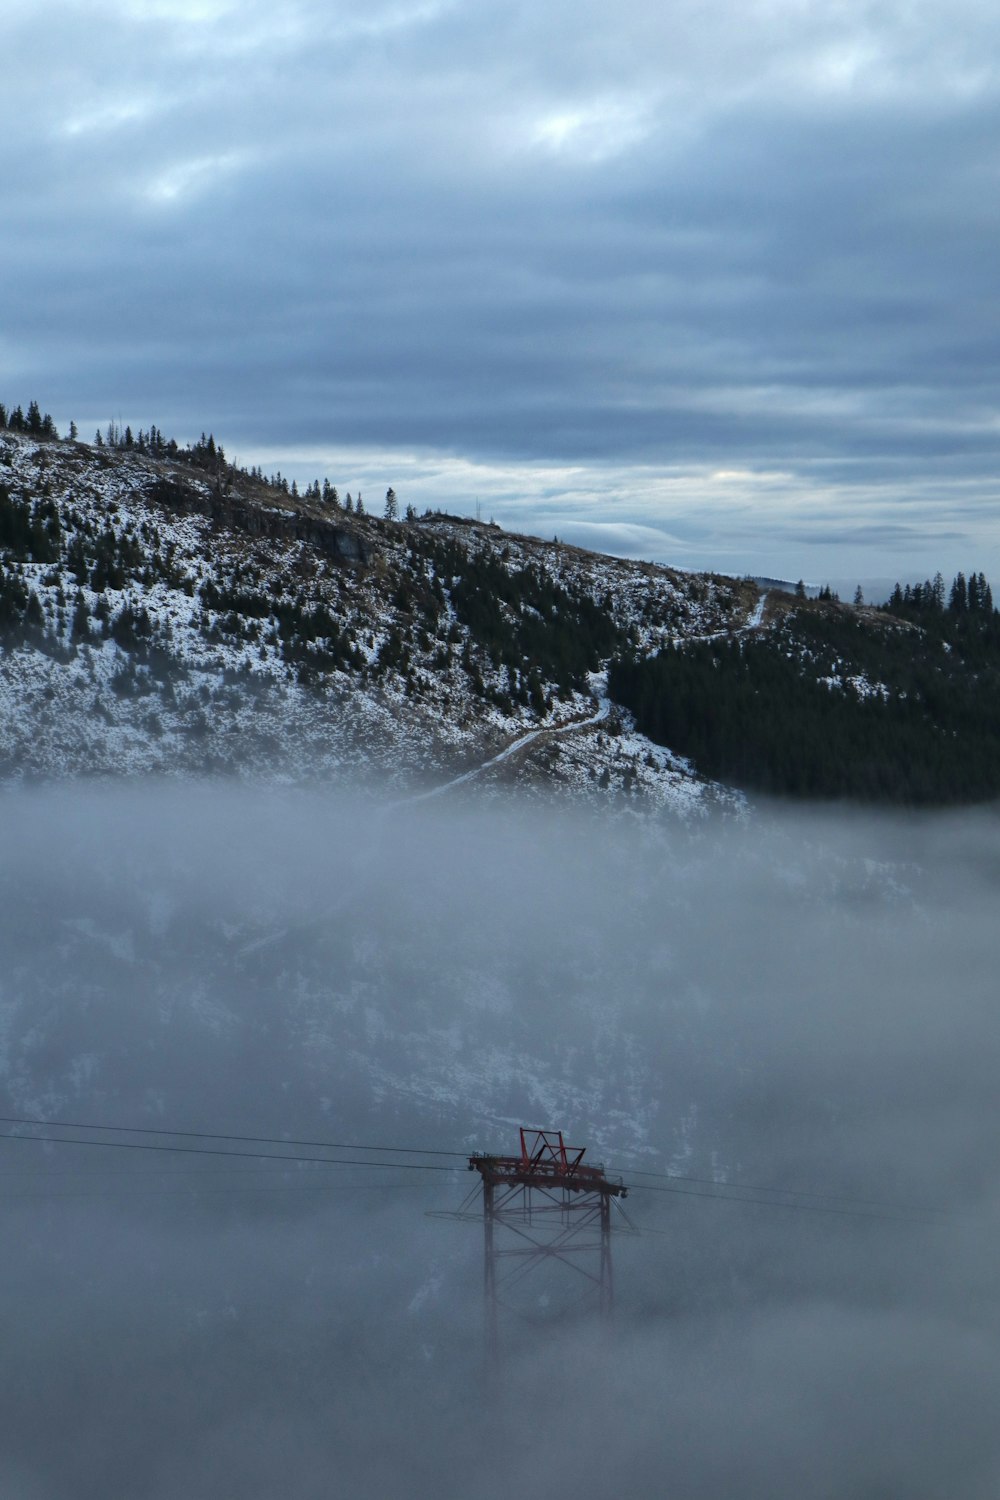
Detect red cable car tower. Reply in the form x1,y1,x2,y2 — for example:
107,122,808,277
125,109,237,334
447,1127,630,1362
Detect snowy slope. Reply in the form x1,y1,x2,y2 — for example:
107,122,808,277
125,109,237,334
0,429,758,812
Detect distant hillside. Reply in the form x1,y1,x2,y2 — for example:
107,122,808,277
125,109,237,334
610,587,1000,804
0,418,750,813
3,410,999,807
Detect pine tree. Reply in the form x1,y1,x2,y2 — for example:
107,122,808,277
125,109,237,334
71,590,90,643
384,487,398,521
968,572,980,612
932,572,945,610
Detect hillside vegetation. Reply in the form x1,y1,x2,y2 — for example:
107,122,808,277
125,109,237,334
3,404,1000,807
610,587,1000,804
0,410,747,811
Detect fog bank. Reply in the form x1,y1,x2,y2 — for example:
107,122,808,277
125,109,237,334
1,784,998,1496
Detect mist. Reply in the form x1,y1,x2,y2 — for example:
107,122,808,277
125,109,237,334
2,782,1000,1497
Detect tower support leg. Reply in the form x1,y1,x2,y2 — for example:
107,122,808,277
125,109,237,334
599,1192,613,1323
484,1179,499,1366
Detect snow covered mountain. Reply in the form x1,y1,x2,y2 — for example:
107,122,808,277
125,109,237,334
0,423,755,811
5,426,1000,1500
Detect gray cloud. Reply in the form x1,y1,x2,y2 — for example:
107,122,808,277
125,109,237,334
5,1,1000,581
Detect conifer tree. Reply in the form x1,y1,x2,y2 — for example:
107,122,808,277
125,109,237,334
71,590,90,643
932,572,945,610
974,572,988,612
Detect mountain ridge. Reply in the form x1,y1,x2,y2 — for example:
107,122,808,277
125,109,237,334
0,423,753,812
5,417,1000,807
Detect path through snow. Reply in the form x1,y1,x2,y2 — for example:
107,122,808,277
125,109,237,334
393,590,766,807
395,696,611,806
670,587,767,647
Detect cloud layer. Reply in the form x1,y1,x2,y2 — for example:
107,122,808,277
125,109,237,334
6,0,1000,584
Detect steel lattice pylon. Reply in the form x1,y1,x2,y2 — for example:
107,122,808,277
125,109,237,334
440,1128,630,1363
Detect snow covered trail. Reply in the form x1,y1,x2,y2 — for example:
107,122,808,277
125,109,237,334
393,697,611,806
670,588,768,647
745,591,767,630
388,593,766,809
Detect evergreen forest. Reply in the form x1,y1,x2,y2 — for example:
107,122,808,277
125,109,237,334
608,580,1000,804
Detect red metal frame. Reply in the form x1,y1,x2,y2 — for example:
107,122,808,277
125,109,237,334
463,1128,628,1363
470,1129,624,1192
519,1127,588,1177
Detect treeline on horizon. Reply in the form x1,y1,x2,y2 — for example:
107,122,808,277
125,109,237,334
609,577,1000,805
0,399,409,520
0,418,629,711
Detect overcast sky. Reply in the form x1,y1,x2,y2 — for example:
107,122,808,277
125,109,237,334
5,0,1000,589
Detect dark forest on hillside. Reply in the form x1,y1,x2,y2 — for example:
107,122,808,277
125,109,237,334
609,582,1000,805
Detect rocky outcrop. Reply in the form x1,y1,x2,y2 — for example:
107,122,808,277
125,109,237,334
146,475,371,565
